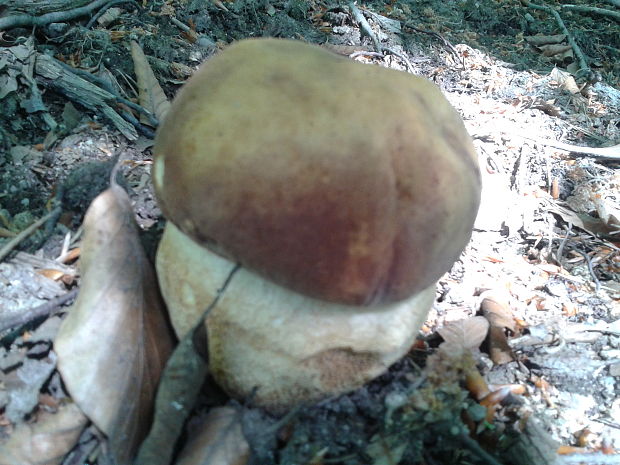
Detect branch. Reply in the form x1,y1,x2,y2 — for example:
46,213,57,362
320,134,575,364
0,0,109,30
521,1,590,77
34,53,142,139
348,2,382,53
561,4,620,22
0,288,78,334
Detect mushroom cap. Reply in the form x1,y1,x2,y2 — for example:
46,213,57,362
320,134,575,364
156,222,436,411
153,38,480,305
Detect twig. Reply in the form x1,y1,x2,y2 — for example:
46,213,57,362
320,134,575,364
348,2,382,53
0,288,78,334
34,53,139,139
593,418,620,429
511,133,620,160
558,453,620,464
0,209,59,263
50,57,159,127
561,4,620,22
117,109,156,138
521,1,590,77
403,22,463,68
85,0,140,28
568,246,601,292
0,0,110,31
555,224,573,266
385,47,414,73
170,16,191,32
348,50,383,59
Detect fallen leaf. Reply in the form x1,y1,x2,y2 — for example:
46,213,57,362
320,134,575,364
175,407,250,465
3,353,57,424
437,316,490,353
465,367,491,400
524,34,567,46
134,333,208,465
36,269,67,282
130,40,170,123
480,291,516,332
135,265,240,465
562,302,578,316
480,291,516,365
548,203,617,237
0,403,88,465
538,44,573,59
54,185,174,465
548,67,580,94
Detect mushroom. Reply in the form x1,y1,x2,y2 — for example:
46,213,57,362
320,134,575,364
152,38,481,411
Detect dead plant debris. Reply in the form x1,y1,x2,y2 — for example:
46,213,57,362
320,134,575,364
0,1,619,464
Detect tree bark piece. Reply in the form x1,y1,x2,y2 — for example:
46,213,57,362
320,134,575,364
33,53,138,140
0,0,110,31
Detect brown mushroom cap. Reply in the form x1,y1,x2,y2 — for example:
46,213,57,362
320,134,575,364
153,38,480,306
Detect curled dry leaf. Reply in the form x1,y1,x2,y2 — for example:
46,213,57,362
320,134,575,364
480,291,516,331
524,34,567,46
0,403,88,465
480,291,516,365
175,407,249,465
54,185,174,465
130,40,171,123
465,367,491,401
134,264,240,465
437,316,490,354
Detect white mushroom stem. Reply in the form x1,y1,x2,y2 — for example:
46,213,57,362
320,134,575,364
156,222,436,411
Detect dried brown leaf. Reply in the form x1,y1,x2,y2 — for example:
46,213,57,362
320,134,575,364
135,265,239,465
437,316,489,353
548,67,580,94
54,185,174,465
538,44,572,58
175,407,249,465
3,353,57,423
130,40,171,123
488,326,514,365
524,34,567,46
480,291,516,332
480,292,516,365
0,403,88,465
548,203,617,237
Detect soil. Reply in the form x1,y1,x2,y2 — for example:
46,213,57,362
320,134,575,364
0,1,619,464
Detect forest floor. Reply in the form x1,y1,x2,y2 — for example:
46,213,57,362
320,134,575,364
0,1,619,464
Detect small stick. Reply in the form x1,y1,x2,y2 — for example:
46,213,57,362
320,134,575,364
170,16,191,32
85,0,141,29
568,247,601,292
49,57,158,127
385,47,415,74
558,453,620,464
518,134,620,160
0,209,59,263
348,50,383,59
348,2,382,53
0,0,110,30
561,4,620,22
0,288,78,334
404,22,464,68
521,1,591,77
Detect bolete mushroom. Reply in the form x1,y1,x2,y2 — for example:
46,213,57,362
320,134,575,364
153,38,480,411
